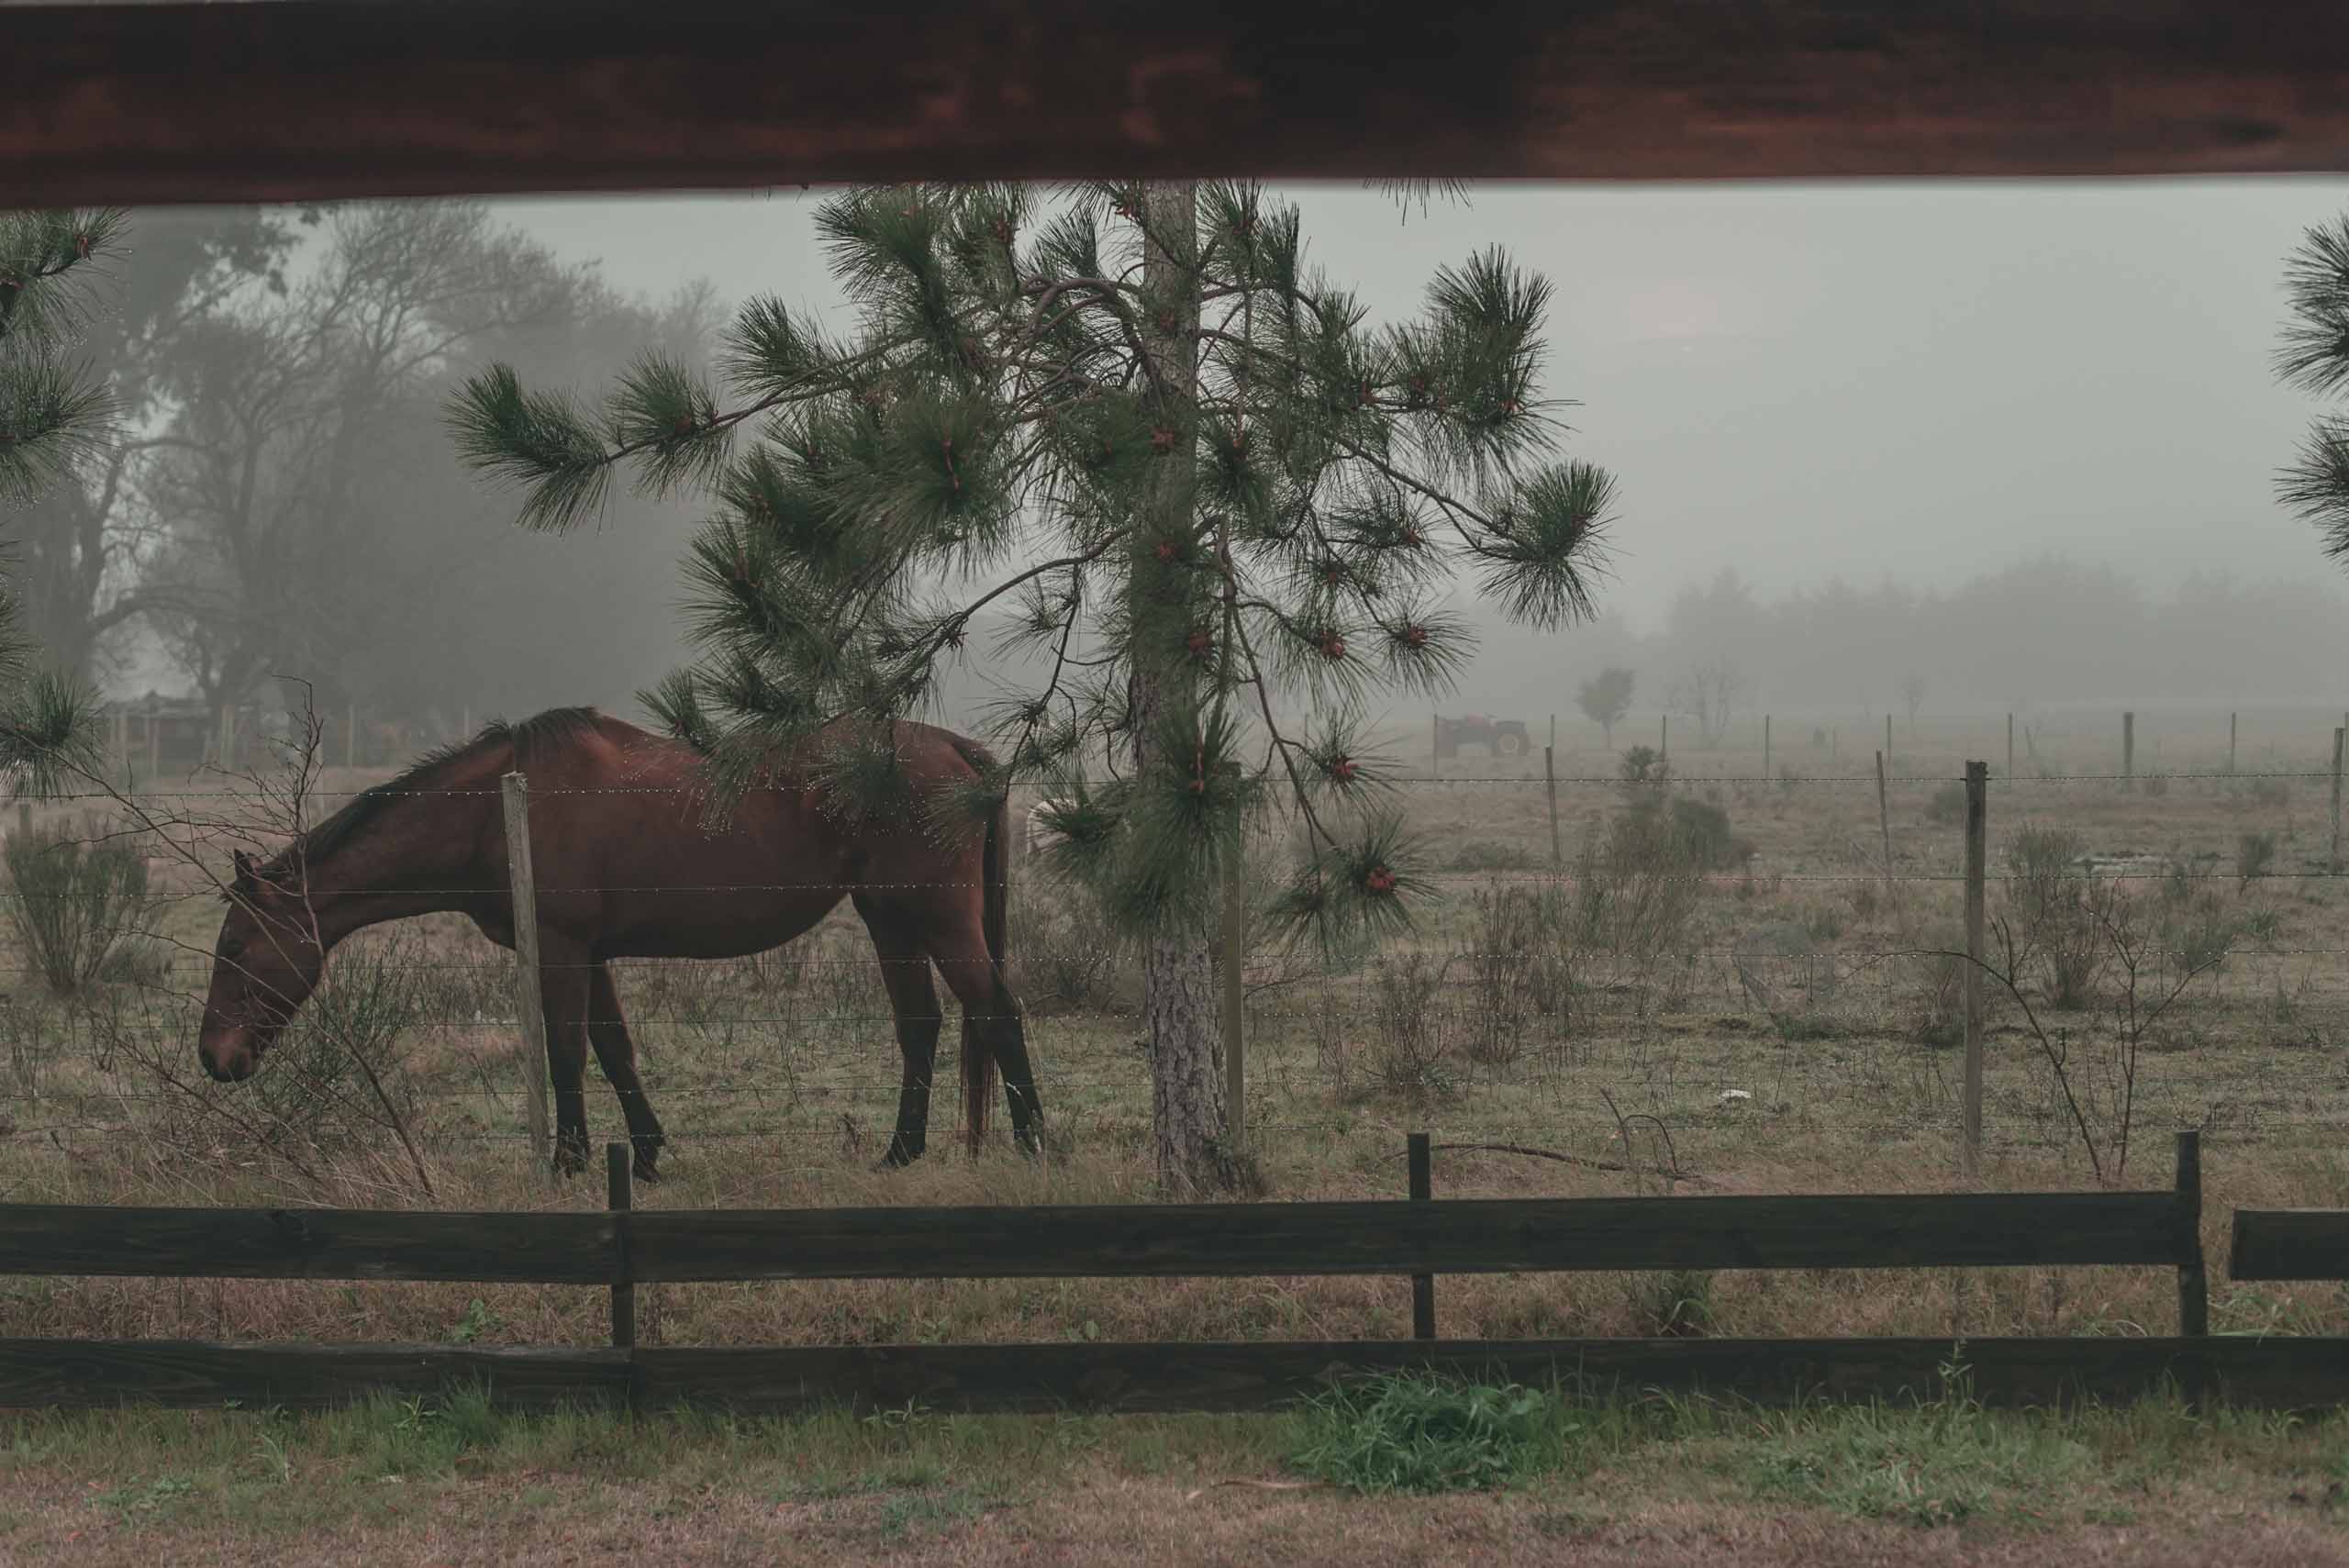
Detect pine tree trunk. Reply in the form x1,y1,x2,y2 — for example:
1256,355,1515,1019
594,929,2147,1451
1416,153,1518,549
1133,179,1231,1195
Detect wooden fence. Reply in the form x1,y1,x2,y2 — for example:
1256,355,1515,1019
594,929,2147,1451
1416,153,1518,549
2,1131,2346,1415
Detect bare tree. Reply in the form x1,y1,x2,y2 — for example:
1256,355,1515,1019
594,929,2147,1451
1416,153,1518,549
1667,657,1742,749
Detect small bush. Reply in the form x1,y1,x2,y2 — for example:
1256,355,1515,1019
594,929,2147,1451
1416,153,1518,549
1665,797,1753,871
1369,950,1451,1100
247,935,426,1156
1456,883,1554,1064
4,817,155,996
2002,824,2112,1008
2250,778,2292,809
1618,746,1666,787
2237,830,2277,888
1287,1374,1570,1495
1926,781,1967,825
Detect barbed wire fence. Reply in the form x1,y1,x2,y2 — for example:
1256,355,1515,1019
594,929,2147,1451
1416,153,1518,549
0,704,2344,1196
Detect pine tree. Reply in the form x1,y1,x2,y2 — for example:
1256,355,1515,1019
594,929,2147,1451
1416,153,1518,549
0,210,122,792
450,183,1619,1191
2277,212,2349,558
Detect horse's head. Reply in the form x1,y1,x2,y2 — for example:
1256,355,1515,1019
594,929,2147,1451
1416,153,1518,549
196,849,323,1083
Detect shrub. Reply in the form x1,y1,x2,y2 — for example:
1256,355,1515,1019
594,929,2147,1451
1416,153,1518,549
1369,950,1451,1100
246,934,426,1156
1665,796,1753,871
1926,781,1968,825
2237,830,2277,888
1618,746,1665,786
1008,879,1129,1014
1456,883,1551,1065
1571,809,1702,973
2002,824,2113,1008
3,817,155,996
2250,778,2292,809
1287,1374,1569,1495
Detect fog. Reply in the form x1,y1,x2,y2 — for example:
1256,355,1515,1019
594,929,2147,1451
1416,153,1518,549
37,179,2349,745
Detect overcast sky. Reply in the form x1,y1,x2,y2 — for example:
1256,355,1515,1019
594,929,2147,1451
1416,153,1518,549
487,177,2349,635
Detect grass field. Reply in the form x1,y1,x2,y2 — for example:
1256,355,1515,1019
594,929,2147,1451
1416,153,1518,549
1,707,2345,1561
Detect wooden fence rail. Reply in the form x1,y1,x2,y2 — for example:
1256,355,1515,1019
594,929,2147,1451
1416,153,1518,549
0,1130,2343,1414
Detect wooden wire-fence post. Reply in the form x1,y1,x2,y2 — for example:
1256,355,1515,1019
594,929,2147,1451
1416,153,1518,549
1408,1131,1435,1340
1543,744,1561,870
1963,761,1987,1181
1875,750,1893,893
1884,713,1892,775
606,1141,635,1351
2332,728,2343,875
1660,714,1668,766
501,771,554,1174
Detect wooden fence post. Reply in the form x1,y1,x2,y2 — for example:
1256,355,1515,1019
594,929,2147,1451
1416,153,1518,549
501,772,554,1173
1875,750,1893,892
1963,761,1987,1182
1543,744,1561,870
1884,713,1892,775
607,1141,635,1351
2176,1129,2207,1407
1660,715,1668,766
2332,728,2343,875
2123,711,2134,784
1221,862,1245,1153
1408,1131,1435,1340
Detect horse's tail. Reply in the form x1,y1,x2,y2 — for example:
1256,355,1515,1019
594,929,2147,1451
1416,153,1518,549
951,744,1009,1156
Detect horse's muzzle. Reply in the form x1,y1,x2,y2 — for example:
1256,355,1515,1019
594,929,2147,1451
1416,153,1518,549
199,1034,257,1083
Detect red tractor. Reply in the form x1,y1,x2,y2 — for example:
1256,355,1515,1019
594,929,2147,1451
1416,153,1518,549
1435,713,1533,760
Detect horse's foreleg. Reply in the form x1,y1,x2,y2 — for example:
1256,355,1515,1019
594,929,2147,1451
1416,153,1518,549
586,962,667,1183
538,938,594,1176
856,899,942,1168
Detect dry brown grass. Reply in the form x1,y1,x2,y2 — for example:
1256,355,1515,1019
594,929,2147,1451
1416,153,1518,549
1,715,2346,1354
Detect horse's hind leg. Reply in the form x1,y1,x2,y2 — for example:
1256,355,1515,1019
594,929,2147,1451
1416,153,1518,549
586,962,667,1183
929,925,1042,1158
855,895,942,1167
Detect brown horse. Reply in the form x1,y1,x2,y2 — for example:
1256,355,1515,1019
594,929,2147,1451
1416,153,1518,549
195,707,1041,1179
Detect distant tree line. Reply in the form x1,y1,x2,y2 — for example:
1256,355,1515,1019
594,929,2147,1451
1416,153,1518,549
13,203,716,737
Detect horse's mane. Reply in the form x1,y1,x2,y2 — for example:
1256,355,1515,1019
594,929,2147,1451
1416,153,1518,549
280,706,606,873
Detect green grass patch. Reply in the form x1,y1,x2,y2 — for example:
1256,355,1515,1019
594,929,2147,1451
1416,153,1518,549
1286,1373,1574,1495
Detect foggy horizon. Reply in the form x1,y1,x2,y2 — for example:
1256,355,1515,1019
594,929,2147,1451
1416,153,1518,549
60,177,2349,732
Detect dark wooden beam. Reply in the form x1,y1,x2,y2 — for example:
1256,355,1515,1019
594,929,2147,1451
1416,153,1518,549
3,1334,2343,1414
2229,1208,2349,1281
0,1190,2186,1284
7,1,2349,206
